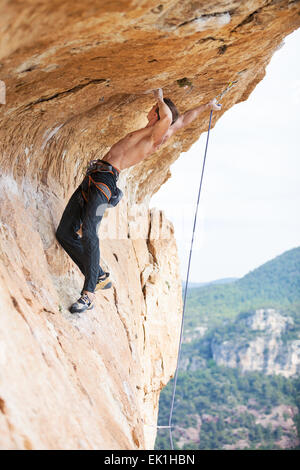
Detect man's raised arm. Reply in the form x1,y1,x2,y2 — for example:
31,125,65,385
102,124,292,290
170,98,222,134
151,88,172,146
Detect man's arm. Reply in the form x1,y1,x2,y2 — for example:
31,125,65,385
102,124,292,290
104,89,172,169
170,98,221,135
151,88,172,146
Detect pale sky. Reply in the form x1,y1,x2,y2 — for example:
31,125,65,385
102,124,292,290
150,28,300,283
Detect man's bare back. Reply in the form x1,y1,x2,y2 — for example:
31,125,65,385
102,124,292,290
103,89,221,171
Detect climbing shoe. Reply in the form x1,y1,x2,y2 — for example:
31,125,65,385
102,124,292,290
95,272,112,291
69,293,94,314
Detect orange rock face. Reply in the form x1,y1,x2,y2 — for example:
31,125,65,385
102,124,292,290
0,0,299,450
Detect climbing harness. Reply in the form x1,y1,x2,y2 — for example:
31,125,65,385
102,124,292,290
82,174,112,202
163,80,238,450
86,159,120,180
81,159,123,207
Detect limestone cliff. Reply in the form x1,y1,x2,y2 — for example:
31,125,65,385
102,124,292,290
212,309,300,377
0,1,300,450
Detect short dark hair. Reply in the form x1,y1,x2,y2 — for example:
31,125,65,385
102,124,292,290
156,98,179,125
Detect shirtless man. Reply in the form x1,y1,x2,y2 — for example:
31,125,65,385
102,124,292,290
56,89,221,313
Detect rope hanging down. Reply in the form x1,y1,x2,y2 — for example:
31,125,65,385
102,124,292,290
168,109,213,450
166,80,237,450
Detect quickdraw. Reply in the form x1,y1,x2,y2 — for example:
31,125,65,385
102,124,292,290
217,79,238,101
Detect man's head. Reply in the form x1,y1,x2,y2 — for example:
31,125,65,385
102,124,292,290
147,98,179,126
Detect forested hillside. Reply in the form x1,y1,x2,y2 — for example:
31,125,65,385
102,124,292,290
184,247,300,330
156,247,300,450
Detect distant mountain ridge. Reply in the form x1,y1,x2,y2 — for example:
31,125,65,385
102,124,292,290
185,247,300,329
238,246,300,297
183,278,238,289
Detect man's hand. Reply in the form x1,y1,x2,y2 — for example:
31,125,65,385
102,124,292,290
209,98,222,111
153,88,163,102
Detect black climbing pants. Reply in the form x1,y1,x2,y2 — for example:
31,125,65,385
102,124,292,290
56,174,113,293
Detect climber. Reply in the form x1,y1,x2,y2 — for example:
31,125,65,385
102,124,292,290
56,88,221,314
